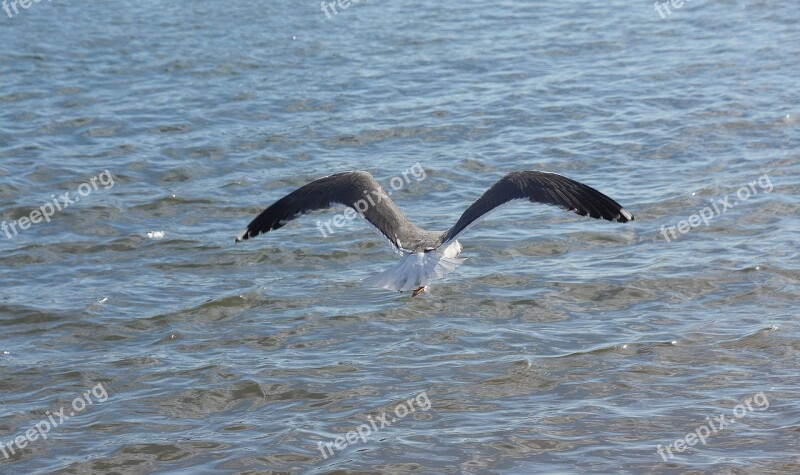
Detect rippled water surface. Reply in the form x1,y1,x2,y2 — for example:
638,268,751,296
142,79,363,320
1,1,799,473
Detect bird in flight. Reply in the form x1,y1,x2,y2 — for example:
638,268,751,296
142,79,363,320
235,170,634,297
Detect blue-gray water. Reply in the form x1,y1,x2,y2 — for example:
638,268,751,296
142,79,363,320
1,1,799,473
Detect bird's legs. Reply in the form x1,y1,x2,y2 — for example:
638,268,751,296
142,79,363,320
412,286,426,297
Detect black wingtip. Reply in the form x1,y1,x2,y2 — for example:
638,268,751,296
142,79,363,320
619,208,634,223
234,229,250,243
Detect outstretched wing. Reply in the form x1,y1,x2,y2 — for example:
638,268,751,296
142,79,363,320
234,171,421,251
440,171,634,244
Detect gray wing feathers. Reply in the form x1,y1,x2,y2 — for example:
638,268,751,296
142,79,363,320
440,171,633,244
235,171,421,250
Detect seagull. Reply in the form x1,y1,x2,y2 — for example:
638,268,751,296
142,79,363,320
235,170,634,297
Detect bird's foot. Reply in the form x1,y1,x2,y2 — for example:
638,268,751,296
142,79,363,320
412,286,426,297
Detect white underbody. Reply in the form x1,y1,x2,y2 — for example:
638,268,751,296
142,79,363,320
364,241,465,292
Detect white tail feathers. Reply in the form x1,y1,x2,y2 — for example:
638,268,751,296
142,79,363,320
364,241,465,292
